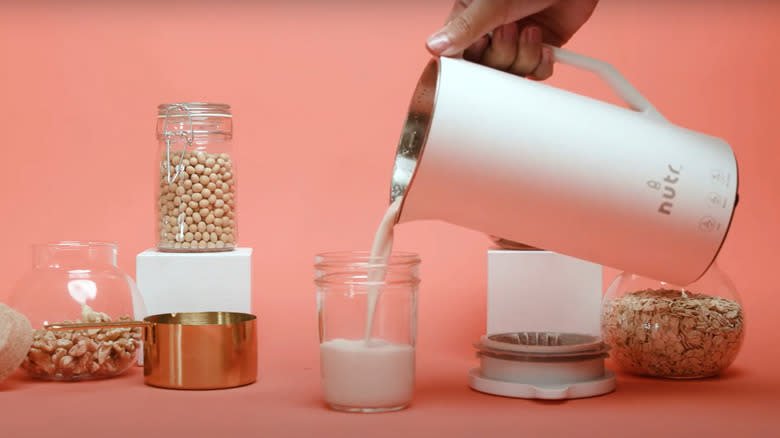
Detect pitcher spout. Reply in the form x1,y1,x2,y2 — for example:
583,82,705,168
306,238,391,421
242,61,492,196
390,58,439,213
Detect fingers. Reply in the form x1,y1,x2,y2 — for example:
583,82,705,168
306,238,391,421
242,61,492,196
481,23,519,70
508,26,542,77
427,0,557,79
475,24,552,80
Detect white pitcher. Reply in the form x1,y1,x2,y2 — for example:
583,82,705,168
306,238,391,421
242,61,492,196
390,47,738,286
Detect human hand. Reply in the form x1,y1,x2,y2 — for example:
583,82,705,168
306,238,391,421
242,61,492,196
426,0,598,79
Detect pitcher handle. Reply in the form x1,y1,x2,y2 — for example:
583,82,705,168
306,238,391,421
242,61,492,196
548,45,666,122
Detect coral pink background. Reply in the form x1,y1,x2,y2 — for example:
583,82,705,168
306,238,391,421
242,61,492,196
1,0,779,436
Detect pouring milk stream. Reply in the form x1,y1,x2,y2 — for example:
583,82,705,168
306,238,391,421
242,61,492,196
318,198,412,409
364,197,403,342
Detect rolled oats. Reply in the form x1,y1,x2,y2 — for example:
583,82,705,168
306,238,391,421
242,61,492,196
601,288,743,378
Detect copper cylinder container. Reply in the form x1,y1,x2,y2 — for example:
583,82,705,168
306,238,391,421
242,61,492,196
142,312,257,390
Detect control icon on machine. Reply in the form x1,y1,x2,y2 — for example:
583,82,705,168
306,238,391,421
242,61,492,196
711,169,726,185
698,216,718,232
707,192,723,207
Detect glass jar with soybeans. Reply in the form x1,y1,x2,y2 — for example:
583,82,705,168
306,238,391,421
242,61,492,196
156,103,237,252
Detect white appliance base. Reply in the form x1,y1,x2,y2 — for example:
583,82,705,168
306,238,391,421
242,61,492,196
468,368,616,400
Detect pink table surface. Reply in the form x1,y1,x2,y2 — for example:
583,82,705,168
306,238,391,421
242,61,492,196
2,349,778,438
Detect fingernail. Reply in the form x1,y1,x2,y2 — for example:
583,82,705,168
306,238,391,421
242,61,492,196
520,27,530,43
427,32,453,55
542,46,553,64
528,27,542,44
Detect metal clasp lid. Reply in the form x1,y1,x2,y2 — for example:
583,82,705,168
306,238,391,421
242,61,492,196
162,104,194,184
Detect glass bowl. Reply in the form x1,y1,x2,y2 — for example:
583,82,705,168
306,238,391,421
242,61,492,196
601,263,744,379
6,242,145,381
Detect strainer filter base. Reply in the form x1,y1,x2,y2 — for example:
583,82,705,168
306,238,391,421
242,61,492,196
468,368,616,400
469,331,616,400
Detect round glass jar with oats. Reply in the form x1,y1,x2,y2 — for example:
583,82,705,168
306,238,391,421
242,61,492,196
156,103,237,252
601,263,744,379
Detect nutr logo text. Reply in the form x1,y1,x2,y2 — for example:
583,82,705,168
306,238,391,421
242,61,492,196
647,164,681,215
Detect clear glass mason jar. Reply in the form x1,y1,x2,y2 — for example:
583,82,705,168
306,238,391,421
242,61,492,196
315,251,420,413
6,242,146,381
156,103,237,252
601,262,744,379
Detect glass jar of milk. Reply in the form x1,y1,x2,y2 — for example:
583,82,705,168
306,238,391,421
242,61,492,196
315,251,420,413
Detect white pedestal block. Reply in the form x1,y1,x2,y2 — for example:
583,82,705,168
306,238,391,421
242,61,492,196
487,249,602,336
134,248,253,319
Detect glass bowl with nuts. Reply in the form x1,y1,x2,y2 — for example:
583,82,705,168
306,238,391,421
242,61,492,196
6,242,145,381
601,263,744,379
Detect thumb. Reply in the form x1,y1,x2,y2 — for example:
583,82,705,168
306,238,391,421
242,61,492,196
428,0,506,57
